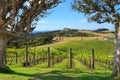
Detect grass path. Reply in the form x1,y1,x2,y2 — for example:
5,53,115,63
33,59,113,80
0,59,113,80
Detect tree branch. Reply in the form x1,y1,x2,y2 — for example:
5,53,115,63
72,0,120,24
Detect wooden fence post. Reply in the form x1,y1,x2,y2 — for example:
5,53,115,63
69,48,73,68
25,46,29,67
52,56,54,67
33,53,36,65
91,48,95,69
42,54,45,62
108,60,111,69
48,47,51,67
42,49,45,62
39,55,41,64
15,53,18,63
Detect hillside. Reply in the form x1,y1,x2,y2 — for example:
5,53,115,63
7,29,114,48
56,30,114,41
79,30,114,38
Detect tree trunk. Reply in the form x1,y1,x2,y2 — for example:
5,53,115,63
112,23,120,78
0,36,11,72
0,39,6,67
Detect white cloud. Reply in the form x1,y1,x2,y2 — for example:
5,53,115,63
38,20,48,24
79,20,87,23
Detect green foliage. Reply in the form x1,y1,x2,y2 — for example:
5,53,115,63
52,40,114,61
7,32,54,48
72,0,120,24
57,28,96,37
7,40,114,62
7,48,25,55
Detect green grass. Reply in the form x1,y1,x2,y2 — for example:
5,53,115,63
2,40,114,80
0,59,113,80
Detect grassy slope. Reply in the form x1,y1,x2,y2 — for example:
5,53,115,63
62,30,114,41
1,40,114,80
0,59,113,80
79,30,114,37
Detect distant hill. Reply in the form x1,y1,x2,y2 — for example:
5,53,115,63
7,29,114,48
79,30,114,38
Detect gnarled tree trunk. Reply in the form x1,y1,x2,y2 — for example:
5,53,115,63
0,0,61,73
0,33,10,72
113,23,120,78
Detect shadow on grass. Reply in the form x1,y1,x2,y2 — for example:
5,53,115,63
2,69,113,80
34,69,113,80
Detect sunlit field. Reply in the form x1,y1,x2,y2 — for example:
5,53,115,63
0,40,114,80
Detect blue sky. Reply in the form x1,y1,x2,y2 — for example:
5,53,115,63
34,0,114,31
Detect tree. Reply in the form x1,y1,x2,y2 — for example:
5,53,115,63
0,0,62,72
72,0,120,77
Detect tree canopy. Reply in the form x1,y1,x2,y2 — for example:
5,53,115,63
72,0,120,24
0,0,62,39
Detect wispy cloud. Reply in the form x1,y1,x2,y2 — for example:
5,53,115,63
38,20,48,24
79,20,87,23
